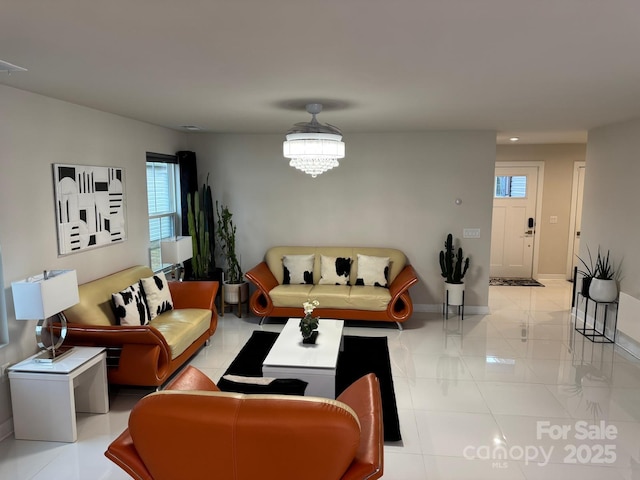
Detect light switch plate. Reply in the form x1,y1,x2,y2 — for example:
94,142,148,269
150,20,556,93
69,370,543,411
550,216,558,224
463,228,480,239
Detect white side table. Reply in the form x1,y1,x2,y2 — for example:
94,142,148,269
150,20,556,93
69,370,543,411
9,346,109,442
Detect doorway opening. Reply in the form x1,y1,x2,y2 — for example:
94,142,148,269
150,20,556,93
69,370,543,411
490,162,544,279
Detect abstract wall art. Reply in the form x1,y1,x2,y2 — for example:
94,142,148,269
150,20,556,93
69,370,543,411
53,164,126,255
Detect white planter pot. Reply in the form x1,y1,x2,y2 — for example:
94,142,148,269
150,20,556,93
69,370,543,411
588,278,617,303
445,282,465,306
224,281,249,305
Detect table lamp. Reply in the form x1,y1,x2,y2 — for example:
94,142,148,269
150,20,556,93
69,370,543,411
11,269,79,363
161,236,193,280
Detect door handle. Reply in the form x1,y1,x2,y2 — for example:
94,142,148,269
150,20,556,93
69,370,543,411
524,229,534,236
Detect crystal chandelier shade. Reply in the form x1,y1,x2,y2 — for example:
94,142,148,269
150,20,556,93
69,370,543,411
283,104,345,178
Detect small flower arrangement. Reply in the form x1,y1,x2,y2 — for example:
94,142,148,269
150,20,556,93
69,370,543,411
299,299,320,340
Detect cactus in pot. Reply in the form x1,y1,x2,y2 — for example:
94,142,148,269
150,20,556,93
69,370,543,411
439,233,469,284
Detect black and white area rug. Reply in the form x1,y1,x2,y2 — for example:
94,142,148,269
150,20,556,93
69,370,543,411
490,277,545,287
217,330,401,442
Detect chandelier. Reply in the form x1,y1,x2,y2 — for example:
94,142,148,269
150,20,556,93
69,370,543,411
283,103,345,178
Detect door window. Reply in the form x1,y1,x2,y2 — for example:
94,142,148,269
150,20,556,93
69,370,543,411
495,175,527,198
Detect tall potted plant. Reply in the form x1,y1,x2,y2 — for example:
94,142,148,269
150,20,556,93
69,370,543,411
439,233,470,306
588,248,617,303
186,176,216,280
216,201,248,306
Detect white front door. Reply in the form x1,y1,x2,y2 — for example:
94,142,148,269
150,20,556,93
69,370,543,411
490,166,539,278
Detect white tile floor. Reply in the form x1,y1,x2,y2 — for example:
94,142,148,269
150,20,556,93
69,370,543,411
2,279,640,479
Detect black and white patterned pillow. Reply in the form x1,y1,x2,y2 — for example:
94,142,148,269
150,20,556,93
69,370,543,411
282,254,314,285
140,271,173,320
112,282,150,326
319,255,352,285
355,254,390,288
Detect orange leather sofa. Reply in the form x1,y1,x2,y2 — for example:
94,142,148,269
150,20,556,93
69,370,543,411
106,366,383,480
246,246,418,328
63,266,218,387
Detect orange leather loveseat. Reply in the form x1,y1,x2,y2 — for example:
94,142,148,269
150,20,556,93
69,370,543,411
63,266,218,387
246,246,418,329
106,366,383,480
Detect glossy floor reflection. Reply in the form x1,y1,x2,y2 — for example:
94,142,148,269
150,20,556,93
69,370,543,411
2,280,640,479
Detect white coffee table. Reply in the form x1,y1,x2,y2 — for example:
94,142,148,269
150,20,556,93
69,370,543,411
263,318,344,398
9,346,109,442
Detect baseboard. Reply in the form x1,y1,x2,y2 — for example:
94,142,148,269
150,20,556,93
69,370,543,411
0,416,13,442
615,331,640,360
537,274,569,280
413,303,490,315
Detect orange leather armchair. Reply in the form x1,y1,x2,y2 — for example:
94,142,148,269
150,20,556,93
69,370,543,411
106,366,383,480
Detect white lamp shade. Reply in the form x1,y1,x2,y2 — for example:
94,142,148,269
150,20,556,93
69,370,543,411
161,236,193,264
11,270,79,320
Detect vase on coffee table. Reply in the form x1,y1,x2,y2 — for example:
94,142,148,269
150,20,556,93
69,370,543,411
300,300,320,344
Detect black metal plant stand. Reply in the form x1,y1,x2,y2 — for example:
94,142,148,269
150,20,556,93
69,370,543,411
573,268,617,344
443,290,464,320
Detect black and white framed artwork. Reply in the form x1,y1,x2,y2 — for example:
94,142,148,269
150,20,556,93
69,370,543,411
53,164,126,255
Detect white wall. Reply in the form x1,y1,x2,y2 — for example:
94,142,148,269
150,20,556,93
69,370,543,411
0,84,187,434
581,118,640,355
582,118,640,296
191,131,496,310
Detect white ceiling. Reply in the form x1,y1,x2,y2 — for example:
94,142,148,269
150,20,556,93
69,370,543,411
2,1,640,144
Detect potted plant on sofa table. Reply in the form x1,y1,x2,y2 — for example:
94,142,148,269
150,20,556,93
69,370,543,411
439,233,470,308
216,201,249,315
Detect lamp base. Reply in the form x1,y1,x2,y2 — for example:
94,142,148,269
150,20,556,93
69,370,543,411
34,312,72,363
33,345,75,363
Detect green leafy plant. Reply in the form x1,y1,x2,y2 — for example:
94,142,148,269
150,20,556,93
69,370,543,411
594,248,614,280
439,233,469,284
186,176,215,279
215,201,243,284
576,246,596,278
578,246,615,280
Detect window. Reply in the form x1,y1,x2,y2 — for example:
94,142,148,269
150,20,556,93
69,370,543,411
495,175,527,198
146,153,179,272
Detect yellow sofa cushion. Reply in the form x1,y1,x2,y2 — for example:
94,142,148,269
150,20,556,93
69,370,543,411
347,286,391,311
269,285,315,308
270,285,390,312
150,308,212,359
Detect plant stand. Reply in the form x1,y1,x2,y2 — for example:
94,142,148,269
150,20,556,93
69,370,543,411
573,269,617,343
443,289,464,320
574,293,617,343
220,273,248,318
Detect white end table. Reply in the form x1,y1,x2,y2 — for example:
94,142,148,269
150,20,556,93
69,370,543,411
263,319,344,398
9,346,109,442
